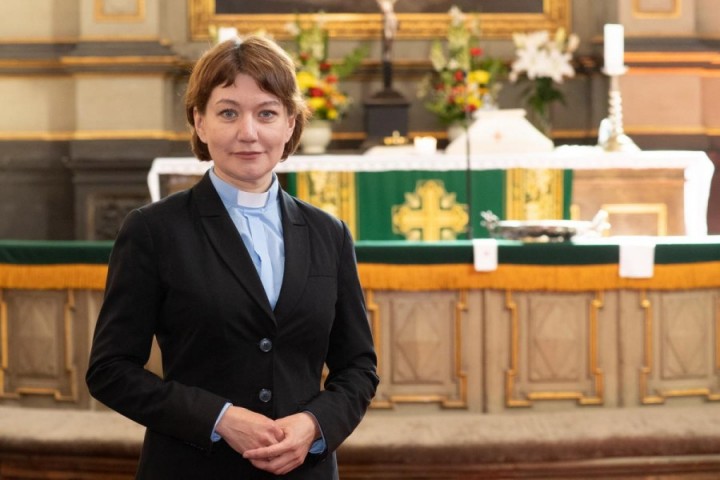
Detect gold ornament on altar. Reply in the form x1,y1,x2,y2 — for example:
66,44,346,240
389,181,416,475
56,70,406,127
392,180,468,241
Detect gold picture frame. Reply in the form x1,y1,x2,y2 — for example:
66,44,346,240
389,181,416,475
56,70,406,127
189,0,570,41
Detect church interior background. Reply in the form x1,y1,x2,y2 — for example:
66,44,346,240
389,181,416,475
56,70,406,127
2,0,720,478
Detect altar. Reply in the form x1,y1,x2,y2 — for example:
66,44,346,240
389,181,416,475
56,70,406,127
148,146,714,239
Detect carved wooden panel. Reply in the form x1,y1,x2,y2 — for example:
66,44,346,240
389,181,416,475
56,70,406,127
0,290,78,403
505,291,604,407
640,290,720,404
369,290,467,408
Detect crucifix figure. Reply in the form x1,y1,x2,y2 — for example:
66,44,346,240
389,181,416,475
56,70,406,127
376,0,398,90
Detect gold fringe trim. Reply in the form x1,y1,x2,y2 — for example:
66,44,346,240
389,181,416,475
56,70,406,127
2,262,719,292
358,262,720,291
0,264,108,290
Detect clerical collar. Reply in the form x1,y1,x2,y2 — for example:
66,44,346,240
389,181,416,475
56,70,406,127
209,168,278,210
236,187,269,208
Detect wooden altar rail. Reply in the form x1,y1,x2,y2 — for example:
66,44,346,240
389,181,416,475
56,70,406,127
1,240,720,478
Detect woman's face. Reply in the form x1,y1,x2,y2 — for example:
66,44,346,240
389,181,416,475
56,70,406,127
194,73,295,192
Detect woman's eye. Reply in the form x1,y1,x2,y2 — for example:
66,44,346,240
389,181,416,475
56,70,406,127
219,109,237,119
259,110,278,120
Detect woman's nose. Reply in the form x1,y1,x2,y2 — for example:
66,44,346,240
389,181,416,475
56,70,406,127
237,114,258,141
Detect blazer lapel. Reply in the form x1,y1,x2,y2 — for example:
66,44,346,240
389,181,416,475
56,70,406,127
192,173,275,321
273,190,309,321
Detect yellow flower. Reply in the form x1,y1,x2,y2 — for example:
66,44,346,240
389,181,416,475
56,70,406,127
468,69,490,85
308,97,327,111
327,109,338,120
296,71,317,90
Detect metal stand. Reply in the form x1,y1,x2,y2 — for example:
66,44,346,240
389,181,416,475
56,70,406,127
598,67,640,152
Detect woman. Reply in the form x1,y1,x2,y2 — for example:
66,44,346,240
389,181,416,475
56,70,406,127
86,35,379,479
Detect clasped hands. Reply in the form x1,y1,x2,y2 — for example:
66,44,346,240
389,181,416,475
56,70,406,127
215,406,319,475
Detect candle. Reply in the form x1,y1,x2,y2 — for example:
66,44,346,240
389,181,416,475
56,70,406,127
217,26,238,43
604,24,625,75
413,136,437,156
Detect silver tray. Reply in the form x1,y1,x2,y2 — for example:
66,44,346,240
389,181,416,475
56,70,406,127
480,210,610,242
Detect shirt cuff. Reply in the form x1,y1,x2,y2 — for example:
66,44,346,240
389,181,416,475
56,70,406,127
304,411,327,455
211,402,233,442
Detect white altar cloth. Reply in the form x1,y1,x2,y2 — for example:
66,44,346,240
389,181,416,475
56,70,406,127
148,146,714,236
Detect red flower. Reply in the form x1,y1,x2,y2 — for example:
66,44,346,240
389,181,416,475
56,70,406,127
309,87,325,97
454,69,465,82
320,62,331,72
325,74,338,84
470,47,483,57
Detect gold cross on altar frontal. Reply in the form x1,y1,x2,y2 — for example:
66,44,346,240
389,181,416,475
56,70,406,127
392,180,469,241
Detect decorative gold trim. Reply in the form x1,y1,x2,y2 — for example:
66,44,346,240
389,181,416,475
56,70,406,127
0,290,77,402
640,290,720,404
366,290,389,409
94,0,146,23
0,130,191,142
0,289,8,398
505,290,604,407
189,0,570,40
601,203,668,236
632,0,681,19
625,51,718,64
374,290,468,408
296,171,357,238
61,55,179,67
506,168,564,220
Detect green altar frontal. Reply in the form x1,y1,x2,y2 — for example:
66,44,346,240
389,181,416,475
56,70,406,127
286,165,572,241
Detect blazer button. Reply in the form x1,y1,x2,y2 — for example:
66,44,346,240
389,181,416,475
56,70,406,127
258,338,273,353
259,389,272,403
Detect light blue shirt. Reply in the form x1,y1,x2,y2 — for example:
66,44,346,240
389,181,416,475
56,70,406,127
208,169,325,455
209,169,284,309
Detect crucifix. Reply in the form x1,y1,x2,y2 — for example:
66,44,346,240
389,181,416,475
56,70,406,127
363,0,409,147
376,0,398,90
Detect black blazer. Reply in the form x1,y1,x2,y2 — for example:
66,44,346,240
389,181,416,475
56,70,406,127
86,173,379,479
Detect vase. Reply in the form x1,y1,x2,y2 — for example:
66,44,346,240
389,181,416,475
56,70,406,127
301,120,332,154
446,122,466,143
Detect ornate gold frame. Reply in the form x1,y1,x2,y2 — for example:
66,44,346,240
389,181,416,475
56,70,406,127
94,0,146,22
189,0,571,41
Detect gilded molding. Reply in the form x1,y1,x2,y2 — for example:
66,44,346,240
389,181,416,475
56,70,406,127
505,290,604,407
505,168,564,220
296,171,357,238
632,0,681,19
0,290,78,402
372,290,468,409
94,0,146,23
189,0,570,40
639,291,720,404
600,203,668,236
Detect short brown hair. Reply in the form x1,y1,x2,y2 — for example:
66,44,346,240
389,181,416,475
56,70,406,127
184,35,309,161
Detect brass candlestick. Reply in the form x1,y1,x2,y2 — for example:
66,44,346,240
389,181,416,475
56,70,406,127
598,67,639,152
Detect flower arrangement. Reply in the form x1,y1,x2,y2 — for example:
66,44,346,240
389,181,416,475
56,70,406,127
509,28,580,133
285,14,367,122
418,6,506,127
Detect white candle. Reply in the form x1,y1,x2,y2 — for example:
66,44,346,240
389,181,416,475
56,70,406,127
413,136,437,156
217,27,238,43
604,24,625,74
